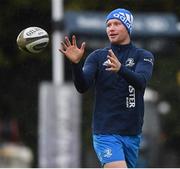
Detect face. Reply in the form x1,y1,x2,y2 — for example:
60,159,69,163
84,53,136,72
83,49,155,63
106,19,130,45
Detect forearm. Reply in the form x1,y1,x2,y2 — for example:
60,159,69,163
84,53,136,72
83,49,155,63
71,62,89,93
71,50,98,93
118,65,147,90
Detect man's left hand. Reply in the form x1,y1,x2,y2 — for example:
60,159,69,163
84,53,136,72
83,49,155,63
105,49,121,73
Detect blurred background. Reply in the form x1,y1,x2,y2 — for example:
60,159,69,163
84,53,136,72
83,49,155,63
0,0,180,167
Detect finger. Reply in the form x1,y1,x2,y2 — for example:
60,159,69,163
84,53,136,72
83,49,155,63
108,49,117,59
105,67,115,71
72,35,77,46
105,57,115,67
107,55,117,64
105,63,118,70
65,36,71,46
61,41,68,50
58,48,66,54
80,42,86,51
108,62,116,68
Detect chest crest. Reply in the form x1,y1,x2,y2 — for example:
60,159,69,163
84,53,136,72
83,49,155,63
125,58,135,67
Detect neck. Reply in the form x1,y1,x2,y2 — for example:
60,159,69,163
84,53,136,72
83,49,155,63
110,40,132,49
120,36,131,45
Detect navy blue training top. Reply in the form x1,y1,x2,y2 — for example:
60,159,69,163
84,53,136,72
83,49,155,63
72,42,154,135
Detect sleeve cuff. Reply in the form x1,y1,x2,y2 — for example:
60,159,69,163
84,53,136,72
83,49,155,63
118,65,128,75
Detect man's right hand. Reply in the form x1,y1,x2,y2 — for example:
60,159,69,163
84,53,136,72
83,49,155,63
59,35,86,64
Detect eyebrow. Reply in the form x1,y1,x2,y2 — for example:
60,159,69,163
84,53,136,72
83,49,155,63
107,19,122,24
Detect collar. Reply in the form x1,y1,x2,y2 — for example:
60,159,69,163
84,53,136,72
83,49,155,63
110,42,133,51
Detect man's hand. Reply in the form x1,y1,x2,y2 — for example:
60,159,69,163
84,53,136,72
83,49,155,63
105,49,121,72
59,35,86,63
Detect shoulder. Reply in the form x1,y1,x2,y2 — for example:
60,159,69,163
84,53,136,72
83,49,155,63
131,44,154,61
92,47,109,55
87,47,109,59
134,46,154,59
133,46,154,65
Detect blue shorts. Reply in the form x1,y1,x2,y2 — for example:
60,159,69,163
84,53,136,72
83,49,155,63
93,134,141,168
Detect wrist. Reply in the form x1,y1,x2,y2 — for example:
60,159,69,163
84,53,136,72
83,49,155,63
74,59,81,64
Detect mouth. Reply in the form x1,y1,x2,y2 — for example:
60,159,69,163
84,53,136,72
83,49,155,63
109,34,118,38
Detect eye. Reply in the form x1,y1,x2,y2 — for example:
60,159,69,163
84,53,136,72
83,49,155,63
106,23,111,27
114,21,121,26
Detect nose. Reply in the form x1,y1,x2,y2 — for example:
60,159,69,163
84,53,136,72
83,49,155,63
108,25,115,32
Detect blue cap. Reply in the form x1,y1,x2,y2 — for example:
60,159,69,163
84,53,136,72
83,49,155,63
106,8,134,34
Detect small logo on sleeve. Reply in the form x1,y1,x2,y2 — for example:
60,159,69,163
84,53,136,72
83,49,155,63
144,58,153,65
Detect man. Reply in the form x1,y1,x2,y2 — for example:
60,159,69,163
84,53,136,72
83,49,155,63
59,8,154,168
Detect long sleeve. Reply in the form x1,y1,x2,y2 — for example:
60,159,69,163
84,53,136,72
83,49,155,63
118,51,154,90
71,62,87,93
71,50,98,93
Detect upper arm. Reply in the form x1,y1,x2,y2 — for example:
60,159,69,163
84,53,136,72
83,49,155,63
135,50,154,83
118,49,154,90
82,50,99,87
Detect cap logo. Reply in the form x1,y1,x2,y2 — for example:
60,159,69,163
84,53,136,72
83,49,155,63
113,12,133,31
106,8,134,34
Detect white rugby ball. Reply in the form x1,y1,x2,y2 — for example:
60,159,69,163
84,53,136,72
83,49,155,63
16,27,49,53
